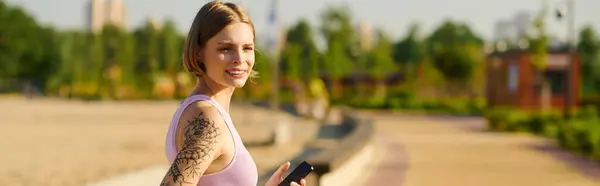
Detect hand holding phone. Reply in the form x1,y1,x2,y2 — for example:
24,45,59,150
278,161,314,186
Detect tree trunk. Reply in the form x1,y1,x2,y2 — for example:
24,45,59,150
539,72,552,111
374,80,387,99
330,79,343,103
541,81,551,111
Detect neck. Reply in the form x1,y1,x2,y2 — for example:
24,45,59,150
192,77,235,112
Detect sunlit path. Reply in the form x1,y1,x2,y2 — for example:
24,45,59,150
357,112,600,186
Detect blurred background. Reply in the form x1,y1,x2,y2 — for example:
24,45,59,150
1,0,600,185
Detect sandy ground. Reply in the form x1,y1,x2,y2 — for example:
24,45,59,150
0,96,317,186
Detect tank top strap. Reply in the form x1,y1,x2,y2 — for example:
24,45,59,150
187,95,233,124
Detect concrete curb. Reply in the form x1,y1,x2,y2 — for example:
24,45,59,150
319,140,376,186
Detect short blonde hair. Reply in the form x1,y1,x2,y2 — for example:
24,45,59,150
182,1,258,78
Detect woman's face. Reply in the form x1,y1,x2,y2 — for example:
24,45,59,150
201,22,255,88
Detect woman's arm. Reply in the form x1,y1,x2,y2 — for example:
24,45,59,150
160,105,225,186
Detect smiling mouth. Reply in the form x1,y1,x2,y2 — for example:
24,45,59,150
226,70,247,77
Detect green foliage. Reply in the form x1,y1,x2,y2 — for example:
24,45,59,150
427,20,483,83
366,30,398,80
280,44,302,81
528,1,550,69
284,19,320,82
0,3,47,80
486,106,600,160
393,23,423,77
557,117,600,159
578,26,600,96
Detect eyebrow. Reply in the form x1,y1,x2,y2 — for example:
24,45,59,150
217,41,254,46
217,40,233,45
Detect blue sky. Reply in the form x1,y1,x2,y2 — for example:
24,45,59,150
5,0,600,42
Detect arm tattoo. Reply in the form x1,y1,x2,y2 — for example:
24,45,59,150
162,112,220,186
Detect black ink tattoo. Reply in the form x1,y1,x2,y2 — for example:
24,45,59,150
161,112,220,186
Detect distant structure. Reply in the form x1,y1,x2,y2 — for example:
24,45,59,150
86,0,127,32
486,47,580,110
493,11,534,51
86,0,105,32
513,11,533,40
357,21,373,52
494,20,514,42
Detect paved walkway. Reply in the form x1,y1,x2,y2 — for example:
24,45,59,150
360,113,600,186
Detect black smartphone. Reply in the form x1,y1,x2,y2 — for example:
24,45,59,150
278,161,314,186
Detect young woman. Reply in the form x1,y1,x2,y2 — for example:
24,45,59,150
159,1,306,186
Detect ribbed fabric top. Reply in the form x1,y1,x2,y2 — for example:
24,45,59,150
165,94,258,186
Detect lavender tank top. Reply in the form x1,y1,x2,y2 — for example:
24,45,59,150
165,94,258,186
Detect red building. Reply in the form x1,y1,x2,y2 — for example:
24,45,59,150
486,48,580,110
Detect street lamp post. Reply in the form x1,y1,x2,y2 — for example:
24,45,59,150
268,0,280,111
557,0,576,117
267,0,291,146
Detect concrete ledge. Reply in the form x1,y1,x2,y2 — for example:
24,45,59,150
319,140,375,186
305,108,376,186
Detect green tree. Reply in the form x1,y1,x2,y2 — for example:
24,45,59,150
133,20,160,96
158,20,182,74
0,2,45,84
280,44,302,82
68,31,91,97
246,47,272,100
285,19,320,83
86,32,104,97
427,20,483,94
367,30,398,80
394,23,423,78
577,25,600,95
366,30,398,99
319,5,357,101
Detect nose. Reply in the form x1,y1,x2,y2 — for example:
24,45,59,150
231,49,244,64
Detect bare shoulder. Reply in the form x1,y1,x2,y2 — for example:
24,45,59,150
160,101,226,185
179,100,225,135
177,100,227,160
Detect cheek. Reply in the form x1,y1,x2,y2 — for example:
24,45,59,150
217,53,228,62
245,53,255,66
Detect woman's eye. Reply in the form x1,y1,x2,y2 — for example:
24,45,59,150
244,47,254,51
219,48,231,52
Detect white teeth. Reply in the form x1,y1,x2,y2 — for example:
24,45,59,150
227,70,245,75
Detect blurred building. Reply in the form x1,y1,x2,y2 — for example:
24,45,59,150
493,11,534,47
86,0,105,32
106,0,126,27
357,21,373,52
486,47,580,110
494,20,514,42
86,0,127,32
513,11,533,40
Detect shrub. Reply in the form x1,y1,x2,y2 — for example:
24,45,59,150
557,118,600,159
528,110,562,135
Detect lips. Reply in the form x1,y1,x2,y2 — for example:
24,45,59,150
226,68,247,77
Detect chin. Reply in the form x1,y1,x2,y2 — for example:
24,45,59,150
228,79,248,88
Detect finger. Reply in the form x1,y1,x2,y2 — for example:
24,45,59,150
267,162,291,184
300,179,306,186
290,181,300,186
275,161,291,177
